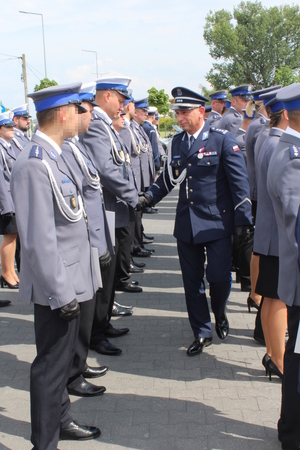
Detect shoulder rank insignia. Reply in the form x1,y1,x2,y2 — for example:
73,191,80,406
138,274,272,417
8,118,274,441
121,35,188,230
212,128,228,135
28,145,43,160
49,150,57,161
289,145,300,159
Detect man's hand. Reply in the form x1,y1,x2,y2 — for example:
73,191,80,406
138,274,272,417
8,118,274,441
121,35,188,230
59,299,80,321
99,249,111,272
135,192,154,211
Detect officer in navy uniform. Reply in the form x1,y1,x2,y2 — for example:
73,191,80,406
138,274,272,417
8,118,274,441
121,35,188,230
145,87,252,356
218,85,253,136
206,90,228,127
10,103,31,155
267,83,300,450
142,105,160,173
61,83,111,397
11,83,101,449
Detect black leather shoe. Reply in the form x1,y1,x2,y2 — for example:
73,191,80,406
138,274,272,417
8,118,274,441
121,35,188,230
82,365,108,378
132,248,152,257
111,303,133,316
115,282,142,293
104,326,129,338
67,380,106,397
215,313,229,339
90,339,122,355
114,301,132,309
129,263,144,273
0,299,11,307
143,233,154,240
187,337,212,356
132,259,146,268
59,421,101,441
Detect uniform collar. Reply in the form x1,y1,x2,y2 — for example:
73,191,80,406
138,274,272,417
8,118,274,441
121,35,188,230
94,106,112,125
187,122,205,141
35,129,62,155
0,137,10,148
285,126,300,139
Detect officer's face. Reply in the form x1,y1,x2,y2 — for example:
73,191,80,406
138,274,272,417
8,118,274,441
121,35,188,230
79,101,93,134
0,125,15,142
14,116,30,132
108,91,126,120
113,114,125,132
233,96,250,114
212,100,226,115
135,108,148,125
63,104,79,138
176,107,205,134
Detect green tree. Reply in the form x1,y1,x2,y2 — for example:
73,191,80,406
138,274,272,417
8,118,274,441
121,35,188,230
147,87,169,115
274,64,300,86
203,1,300,90
34,78,58,92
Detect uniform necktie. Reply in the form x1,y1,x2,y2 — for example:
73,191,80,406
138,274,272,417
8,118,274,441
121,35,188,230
189,136,195,149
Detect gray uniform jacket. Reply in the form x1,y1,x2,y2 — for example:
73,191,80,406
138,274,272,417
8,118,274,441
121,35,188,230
217,107,242,136
11,133,96,309
235,128,247,164
206,111,222,127
81,108,138,229
254,122,270,169
119,120,142,192
267,132,300,306
253,128,283,256
61,136,113,258
10,129,30,156
245,114,269,201
0,139,16,214
130,120,155,189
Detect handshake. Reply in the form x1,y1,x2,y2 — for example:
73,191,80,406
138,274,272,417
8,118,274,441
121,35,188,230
135,192,154,211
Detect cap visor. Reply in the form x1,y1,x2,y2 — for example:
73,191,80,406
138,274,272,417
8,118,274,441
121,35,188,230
115,89,131,100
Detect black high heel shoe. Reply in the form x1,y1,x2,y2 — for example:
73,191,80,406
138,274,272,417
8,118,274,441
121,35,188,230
247,295,259,312
0,275,19,289
266,359,283,381
262,353,271,375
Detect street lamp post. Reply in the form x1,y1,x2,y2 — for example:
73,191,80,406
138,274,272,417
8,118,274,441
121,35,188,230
82,49,98,78
19,11,47,79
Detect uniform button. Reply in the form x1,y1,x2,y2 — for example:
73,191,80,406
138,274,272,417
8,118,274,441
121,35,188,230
189,189,193,193
189,176,192,179
207,161,211,165
49,296,52,300
190,201,194,205
223,210,226,213
188,163,191,167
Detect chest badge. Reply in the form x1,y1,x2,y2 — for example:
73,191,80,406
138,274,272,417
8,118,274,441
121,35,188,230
71,196,77,209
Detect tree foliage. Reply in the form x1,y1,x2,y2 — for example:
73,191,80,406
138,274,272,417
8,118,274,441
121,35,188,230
203,1,300,89
34,78,58,92
147,87,169,115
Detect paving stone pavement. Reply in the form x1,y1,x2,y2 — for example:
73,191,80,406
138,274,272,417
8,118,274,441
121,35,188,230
0,187,283,450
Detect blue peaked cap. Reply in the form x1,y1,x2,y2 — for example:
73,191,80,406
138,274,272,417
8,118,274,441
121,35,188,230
276,83,300,111
253,85,282,101
27,82,86,113
209,90,227,101
0,110,15,127
134,97,148,109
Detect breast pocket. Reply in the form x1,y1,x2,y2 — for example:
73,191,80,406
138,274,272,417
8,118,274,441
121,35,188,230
60,183,78,210
61,246,86,295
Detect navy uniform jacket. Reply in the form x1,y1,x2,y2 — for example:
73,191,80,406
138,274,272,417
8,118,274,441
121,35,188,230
253,128,283,256
267,132,300,307
119,119,142,192
81,108,138,229
217,107,242,136
130,119,155,189
206,111,222,127
0,139,16,215
142,120,160,170
11,133,97,309
235,128,247,164
245,114,269,201
148,122,252,244
10,128,30,156
61,136,113,258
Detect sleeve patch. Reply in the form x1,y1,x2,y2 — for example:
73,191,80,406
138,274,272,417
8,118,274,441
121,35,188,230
233,145,240,152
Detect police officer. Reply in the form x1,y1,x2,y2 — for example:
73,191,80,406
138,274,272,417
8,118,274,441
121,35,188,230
11,83,101,449
143,105,160,173
10,103,31,155
267,83,300,450
145,86,252,356
218,85,253,136
206,90,228,127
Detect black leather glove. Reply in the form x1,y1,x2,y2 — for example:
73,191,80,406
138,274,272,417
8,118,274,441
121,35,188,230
59,299,80,321
135,192,154,211
2,212,14,219
99,249,111,272
234,225,253,246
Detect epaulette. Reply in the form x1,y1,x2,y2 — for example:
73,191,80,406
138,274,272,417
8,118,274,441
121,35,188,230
210,127,228,135
289,145,300,159
28,145,43,160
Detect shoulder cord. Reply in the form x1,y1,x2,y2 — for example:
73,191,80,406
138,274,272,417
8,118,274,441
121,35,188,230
136,127,149,153
0,145,11,178
166,138,187,187
11,138,24,152
68,141,101,190
101,120,125,166
127,125,140,156
41,159,84,222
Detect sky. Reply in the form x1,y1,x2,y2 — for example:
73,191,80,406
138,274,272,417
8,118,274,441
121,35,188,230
1,0,292,115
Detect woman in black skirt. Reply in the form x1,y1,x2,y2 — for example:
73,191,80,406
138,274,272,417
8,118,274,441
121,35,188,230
0,111,19,289
253,94,289,380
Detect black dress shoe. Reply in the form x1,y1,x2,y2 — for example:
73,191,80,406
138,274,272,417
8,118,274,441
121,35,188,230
104,325,129,338
129,263,144,273
67,380,106,397
143,233,154,240
59,421,101,441
115,282,142,293
111,303,133,316
187,337,212,356
143,238,153,244
215,313,229,340
131,259,146,268
90,339,122,355
82,365,108,378
132,248,152,257
143,246,155,253
114,301,132,309
0,299,11,307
